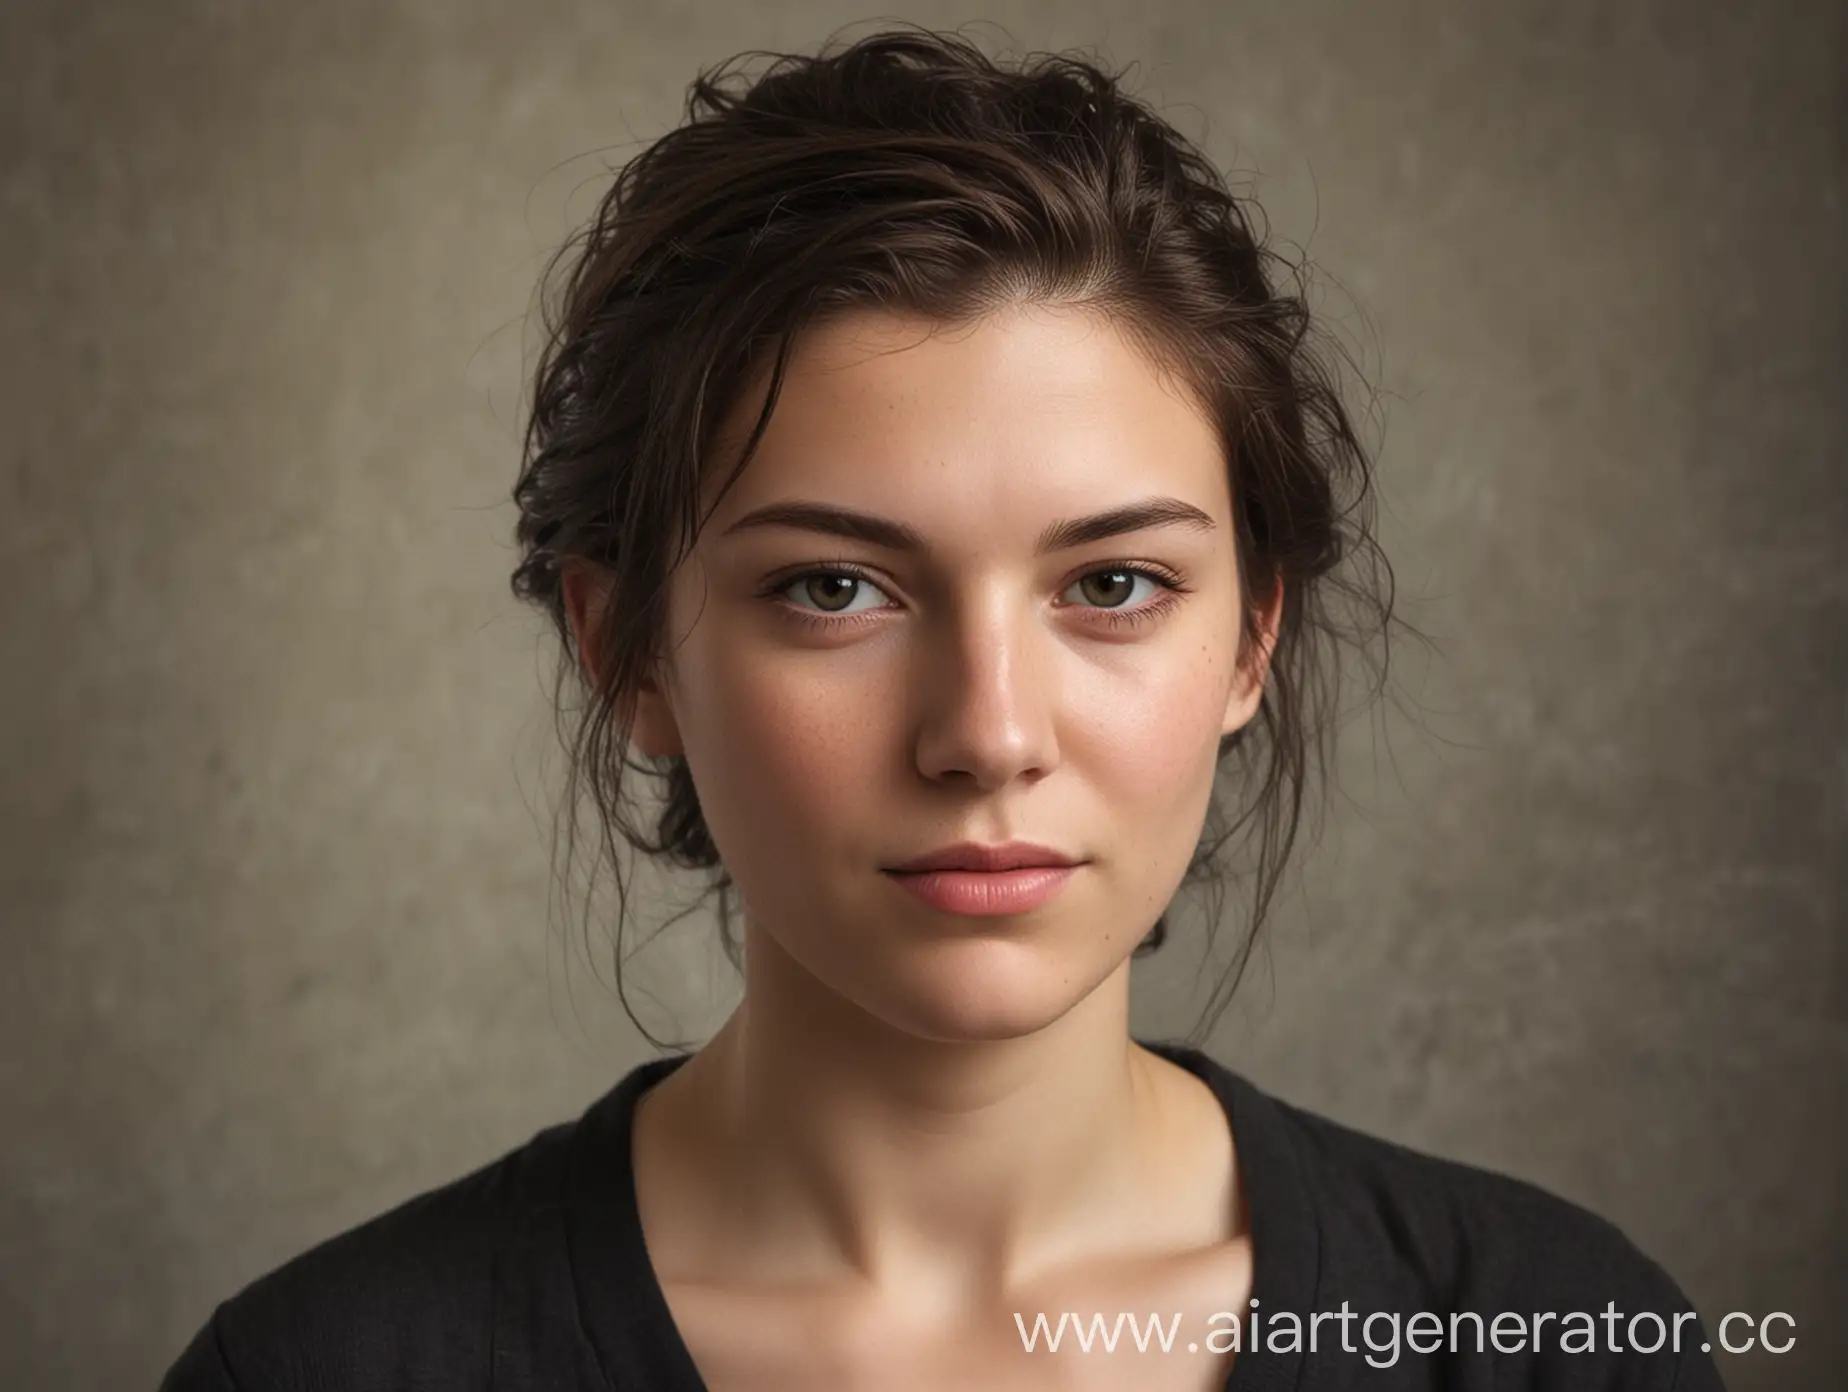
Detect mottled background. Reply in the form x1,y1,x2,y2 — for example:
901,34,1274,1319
2,1,1841,1388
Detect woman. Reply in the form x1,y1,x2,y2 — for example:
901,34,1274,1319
162,25,1726,1392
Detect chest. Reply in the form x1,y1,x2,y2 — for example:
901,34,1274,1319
662,1239,1253,1392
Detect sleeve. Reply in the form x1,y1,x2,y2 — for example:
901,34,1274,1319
157,1308,243,1392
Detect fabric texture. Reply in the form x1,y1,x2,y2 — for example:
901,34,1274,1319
159,1041,1727,1390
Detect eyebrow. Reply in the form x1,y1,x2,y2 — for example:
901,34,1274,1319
718,496,1217,554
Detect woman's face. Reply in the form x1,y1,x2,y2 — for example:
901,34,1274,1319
619,302,1273,1042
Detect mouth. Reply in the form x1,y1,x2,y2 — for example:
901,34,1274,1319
884,841,1081,874
882,842,1085,916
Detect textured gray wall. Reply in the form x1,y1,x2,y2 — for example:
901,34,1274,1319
3,1,1841,1388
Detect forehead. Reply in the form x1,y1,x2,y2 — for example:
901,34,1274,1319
703,303,1230,535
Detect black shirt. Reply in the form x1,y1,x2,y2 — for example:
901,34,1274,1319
159,1041,1727,1389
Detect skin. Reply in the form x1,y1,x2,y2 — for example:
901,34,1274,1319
563,300,1283,1390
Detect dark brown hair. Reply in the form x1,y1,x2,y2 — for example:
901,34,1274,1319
509,23,1408,1047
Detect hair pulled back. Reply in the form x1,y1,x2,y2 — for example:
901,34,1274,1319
509,23,1404,1045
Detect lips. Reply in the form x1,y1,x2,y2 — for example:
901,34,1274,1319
885,841,1080,874
881,842,1085,917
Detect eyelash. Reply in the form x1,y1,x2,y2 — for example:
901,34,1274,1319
760,560,1191,633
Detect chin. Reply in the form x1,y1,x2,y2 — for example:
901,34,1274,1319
862,938,1110,1044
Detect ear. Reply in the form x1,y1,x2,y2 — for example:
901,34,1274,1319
1222,574,1284,737
560,559,685,758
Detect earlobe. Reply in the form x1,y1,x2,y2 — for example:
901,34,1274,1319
561,559,613,691
1222,578,1283,736
561,559,686,758
1221,663,1265,736
629,676,686,759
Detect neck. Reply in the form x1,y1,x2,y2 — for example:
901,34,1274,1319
656,921,1190,1308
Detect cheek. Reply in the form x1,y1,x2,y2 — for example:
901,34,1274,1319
1064,637,1234,813
671,632,898,849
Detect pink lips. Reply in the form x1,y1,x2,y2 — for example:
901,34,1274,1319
886,865,1078,915
883,842,1082,916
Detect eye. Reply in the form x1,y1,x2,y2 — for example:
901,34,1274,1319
1061,568,1169,610
777,570,893,616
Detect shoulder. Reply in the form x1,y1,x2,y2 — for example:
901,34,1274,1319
1149,1039,1726,1386
1254,1085,1724,1385
1273,1092,1689,1310
159,1117,580,1392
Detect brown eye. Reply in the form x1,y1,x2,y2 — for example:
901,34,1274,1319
804,574,860,611
777,569,892,617
1076,570,1138,607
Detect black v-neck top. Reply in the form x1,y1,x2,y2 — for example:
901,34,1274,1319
159,1041,1727,1390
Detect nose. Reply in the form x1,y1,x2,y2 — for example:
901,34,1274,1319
911,591,1061,791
